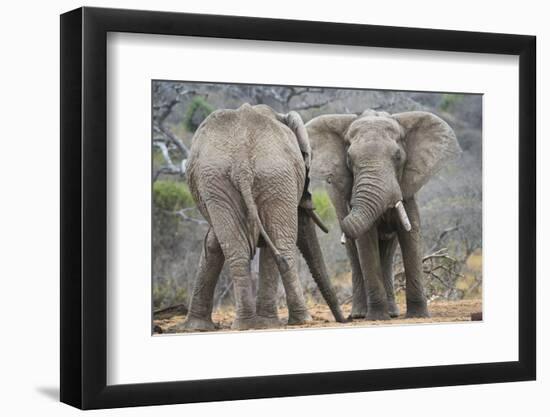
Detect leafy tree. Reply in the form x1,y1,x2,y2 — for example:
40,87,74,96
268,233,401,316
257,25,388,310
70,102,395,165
184,96,214,132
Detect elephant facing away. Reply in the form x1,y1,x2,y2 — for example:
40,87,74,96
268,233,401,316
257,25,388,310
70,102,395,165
183,103,345,330
307,110,461,320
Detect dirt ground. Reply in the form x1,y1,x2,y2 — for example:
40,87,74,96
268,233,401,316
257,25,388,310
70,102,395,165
153,299,482,335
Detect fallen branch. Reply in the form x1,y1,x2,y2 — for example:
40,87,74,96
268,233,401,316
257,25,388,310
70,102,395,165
153,303,188,319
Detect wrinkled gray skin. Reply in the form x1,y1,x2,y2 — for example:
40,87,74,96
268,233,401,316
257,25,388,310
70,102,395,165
183,103,345,331
307,110,461,320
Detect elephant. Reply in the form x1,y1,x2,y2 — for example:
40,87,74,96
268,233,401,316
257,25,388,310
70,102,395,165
306,110,461,320
183,103,345,331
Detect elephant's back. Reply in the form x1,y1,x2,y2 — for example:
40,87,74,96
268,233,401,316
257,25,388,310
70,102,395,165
187,108,240,185
242,107,305,201
188,104,305,207
191,104,302,170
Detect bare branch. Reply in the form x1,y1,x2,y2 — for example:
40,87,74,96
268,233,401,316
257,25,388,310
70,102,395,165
152,141,187,181
293,99,331,111
428,223,460,252
153,123,190,157
153,165,182,181
154,141,177,171
422,249,458,267
155,99,180,124
167,208,208,225
394,246,463,298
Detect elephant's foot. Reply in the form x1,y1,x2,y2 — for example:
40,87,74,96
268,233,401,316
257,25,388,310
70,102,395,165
287,310,312,326
406,301,430,318
387,299,400,318
365,303,391,321
183,315,216,331
255,315,282,329
349,303,368,320
231,315,259,330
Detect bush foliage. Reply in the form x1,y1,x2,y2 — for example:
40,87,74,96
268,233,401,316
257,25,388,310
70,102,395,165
439,93,464,112
312,189,336,224
184,96,214,132
153,180,194,211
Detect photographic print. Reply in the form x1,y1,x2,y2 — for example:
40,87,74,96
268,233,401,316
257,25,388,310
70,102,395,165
151,81,482,334
61,8,535,407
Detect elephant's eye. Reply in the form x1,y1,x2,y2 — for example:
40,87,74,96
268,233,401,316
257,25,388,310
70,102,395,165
392,149,402,163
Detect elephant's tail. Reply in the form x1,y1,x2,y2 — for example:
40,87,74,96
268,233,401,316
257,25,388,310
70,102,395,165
235,169,290,275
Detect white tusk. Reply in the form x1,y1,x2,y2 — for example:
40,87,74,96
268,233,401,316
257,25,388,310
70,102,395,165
395,201,412,232
340,233,347,245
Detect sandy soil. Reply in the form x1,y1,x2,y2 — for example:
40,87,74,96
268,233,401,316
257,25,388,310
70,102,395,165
153,299,482,335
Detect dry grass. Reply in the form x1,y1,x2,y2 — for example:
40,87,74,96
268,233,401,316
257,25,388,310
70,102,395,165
154,299,482,335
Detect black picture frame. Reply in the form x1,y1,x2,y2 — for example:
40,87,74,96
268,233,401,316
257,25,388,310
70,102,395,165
60,6,536,410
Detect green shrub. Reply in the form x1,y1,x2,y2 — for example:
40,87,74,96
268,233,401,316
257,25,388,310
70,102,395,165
184,96,214,132
439,94,464,112
153,180,194,211
312,189,336,224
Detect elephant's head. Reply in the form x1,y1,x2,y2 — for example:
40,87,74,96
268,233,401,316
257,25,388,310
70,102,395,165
307,110,461,239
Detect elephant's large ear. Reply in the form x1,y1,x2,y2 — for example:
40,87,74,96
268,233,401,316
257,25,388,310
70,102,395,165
393,111,461,199
306,114,357,197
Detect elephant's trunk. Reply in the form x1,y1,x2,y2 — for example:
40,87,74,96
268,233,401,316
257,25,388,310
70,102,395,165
341,171,390,239
297,209,346,323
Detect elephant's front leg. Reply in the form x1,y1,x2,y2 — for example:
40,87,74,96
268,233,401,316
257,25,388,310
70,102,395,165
396,198,430,318
355,227,390,320
184,229,225,331
347,241,368,319
379,236,399,317
255,248,282,328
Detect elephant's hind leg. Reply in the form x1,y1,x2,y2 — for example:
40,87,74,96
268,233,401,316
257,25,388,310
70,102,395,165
183,229,225,331
255,248,282,328
261,207,311,326
281,258,312,326
226,256,258,330
204,201,259,330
